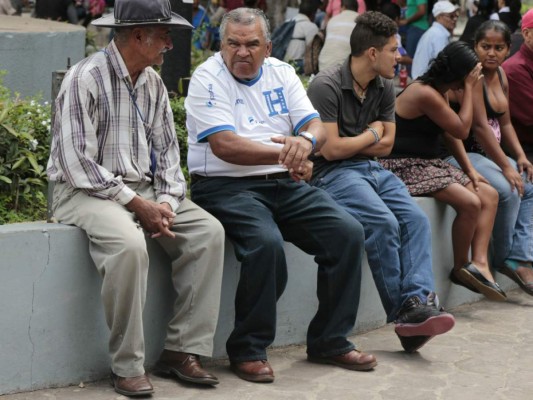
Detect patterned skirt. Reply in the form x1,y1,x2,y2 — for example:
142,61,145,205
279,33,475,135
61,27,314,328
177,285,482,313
379,158,470,196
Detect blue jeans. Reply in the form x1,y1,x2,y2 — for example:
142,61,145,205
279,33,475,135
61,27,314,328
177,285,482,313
312,160,435,321
405,25,425,58
192,177,365,361
446,153,533,266
405,25,425,76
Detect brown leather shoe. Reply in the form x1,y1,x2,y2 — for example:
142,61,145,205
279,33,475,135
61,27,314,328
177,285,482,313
110,372,154,397
307,349,377,371
230,360,274,383
155,350,219,386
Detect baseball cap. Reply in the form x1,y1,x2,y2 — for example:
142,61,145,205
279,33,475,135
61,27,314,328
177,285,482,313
432,0,460,17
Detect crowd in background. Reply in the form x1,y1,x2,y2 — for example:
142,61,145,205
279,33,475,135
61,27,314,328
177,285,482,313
0,0,111,24
1,0,529,70
185,0,531,81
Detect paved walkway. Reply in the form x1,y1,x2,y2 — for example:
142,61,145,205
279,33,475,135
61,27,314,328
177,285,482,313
4,289,532,400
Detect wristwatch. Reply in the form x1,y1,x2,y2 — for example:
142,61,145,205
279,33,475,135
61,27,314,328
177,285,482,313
298,131,317,152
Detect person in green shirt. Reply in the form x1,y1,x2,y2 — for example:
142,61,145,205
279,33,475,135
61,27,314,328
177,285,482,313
400,0,429,60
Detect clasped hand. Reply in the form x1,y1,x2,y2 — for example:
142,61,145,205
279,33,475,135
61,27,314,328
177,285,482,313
126,196,176,238
271,135,313,181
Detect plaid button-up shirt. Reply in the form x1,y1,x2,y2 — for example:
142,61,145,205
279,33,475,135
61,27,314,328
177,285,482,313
47,40,186,211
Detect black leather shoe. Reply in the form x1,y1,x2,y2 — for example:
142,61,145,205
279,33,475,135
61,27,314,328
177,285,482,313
394,292,455,337
450,269,480,293
458,262,507,301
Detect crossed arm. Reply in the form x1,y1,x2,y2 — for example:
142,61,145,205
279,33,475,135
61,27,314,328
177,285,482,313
319,119,395,160
207,118,326,182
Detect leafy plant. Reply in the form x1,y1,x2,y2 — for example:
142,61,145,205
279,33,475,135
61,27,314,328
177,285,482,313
0,72,51,223
169,95,189,183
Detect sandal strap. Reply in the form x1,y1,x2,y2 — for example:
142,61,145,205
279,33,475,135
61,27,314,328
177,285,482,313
503,259,533,271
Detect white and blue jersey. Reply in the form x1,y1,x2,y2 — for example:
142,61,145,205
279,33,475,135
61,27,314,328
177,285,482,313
186,52,320,177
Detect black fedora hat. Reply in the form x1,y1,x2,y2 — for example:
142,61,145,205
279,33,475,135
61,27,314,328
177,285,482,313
92,0,193,29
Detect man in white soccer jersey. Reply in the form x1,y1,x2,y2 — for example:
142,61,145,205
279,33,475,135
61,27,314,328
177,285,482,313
186,7,376,384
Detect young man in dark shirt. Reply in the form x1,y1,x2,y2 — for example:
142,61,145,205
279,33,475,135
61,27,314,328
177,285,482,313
308,11,455,353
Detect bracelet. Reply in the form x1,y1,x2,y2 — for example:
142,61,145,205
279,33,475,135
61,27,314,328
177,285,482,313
367,126,380,143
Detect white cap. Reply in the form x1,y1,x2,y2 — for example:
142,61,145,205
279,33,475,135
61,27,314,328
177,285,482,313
432,0,460,17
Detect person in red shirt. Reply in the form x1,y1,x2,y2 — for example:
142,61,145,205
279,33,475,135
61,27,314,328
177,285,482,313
502,9,533,162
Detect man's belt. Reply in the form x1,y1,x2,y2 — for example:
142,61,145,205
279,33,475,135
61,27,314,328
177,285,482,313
190,172,290,184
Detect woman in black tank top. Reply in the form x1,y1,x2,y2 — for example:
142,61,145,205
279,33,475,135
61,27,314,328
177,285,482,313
381,41,506,301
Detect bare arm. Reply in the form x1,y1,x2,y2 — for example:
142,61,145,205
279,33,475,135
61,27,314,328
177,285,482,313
498,70,533,181
208,119,325,173
207,129,281,165
442,132,488,191
470,73,525,194
399,4,427,26
358,121,396,157
499,117,533,182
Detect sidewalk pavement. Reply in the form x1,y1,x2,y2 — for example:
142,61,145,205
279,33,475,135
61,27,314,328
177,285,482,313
4,289,532,400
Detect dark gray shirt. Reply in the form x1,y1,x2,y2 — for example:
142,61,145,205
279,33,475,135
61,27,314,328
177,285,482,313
307,57,396,178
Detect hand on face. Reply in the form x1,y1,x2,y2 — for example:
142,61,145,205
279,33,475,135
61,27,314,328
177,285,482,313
464,62,483,88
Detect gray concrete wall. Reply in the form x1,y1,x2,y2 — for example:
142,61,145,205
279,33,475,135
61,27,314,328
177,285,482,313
0,15,85,101
0,198,517,395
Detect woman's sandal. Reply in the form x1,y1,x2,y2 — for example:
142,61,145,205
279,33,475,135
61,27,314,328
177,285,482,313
499,259,533,296
456,262,507,302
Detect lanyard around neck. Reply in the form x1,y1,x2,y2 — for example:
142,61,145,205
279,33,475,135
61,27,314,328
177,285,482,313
100,48,157,176
126,82,158,176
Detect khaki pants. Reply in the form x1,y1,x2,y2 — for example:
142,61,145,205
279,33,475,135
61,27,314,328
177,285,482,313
52,182,224,377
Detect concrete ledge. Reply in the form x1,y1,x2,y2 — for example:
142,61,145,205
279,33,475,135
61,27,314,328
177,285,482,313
0,197,517,394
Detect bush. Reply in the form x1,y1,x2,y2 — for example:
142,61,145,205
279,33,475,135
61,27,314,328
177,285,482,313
0,72,51,224
169,95,189,182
